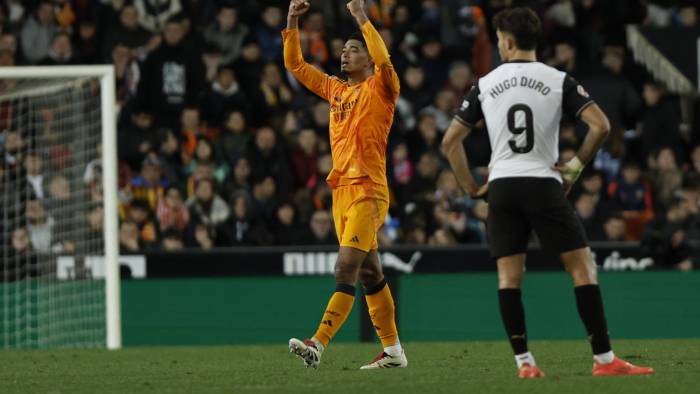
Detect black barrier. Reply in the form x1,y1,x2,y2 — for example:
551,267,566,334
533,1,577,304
122,242,671,279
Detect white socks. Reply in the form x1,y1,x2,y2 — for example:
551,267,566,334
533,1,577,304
384,338,403,357
594,350,615,364
515,351,536,368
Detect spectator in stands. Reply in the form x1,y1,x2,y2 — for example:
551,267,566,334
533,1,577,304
183,138,228,184
290,129,319,190
200,65,249,125
642,199,694,271
179,106,208,162
86,204,103,243
390,142,413,204
24,152,47,199
119,221,142,252
308,100,330,135
601,213,628,242
548,38,588,79
229,190,270,246
226,157,252,196
300,8,328,66
218,111,250,165
246,127,291,199
25,198,63,253
271,201,303,245
408,113,441,161
233,36,265,95
419,89,455,132
156,185,189,232
649,147,683,212
45,174,71,223
443,61,473,108
5,226,37,280
160,229,184,250
401,63,433,113
255,5,283,62
251,176,278,222
410,151,441,203
186,177,230,246
133,0,182,33
154,128,183,185
305,209,335,245
427,227,455,245
103,4,152,60
119,110,155,172
250,62,293,127
74,19,100,64
126,198,158,246
608,160,653,213
419,36,449,92
201,43,223,83
676,3,698,27
582,45,641,134
2,129,25,170
203,5,248,64
20,1,57,64
639,80,683,161
185,160,214,198
686,145,700,178
129,153,169,209
136,15,205,129
112,43,141,107
575,192,605,241
0,32,19,64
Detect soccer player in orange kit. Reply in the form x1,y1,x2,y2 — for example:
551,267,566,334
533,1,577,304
283,0,406,369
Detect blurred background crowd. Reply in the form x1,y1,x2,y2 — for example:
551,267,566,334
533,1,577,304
0,0,698,270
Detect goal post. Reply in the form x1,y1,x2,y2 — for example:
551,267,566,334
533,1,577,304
0,66,121,349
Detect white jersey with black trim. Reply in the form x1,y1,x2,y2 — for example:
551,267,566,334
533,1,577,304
454,60,594,183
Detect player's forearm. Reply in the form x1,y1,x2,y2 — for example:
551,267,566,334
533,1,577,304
576,103,611,165
576,124,609,164
359,20,391,66
287,14,299,30
282,27,304,71
444,142,478,196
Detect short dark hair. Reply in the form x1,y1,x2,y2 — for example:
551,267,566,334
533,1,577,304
346,32,367,51
493,7,541,50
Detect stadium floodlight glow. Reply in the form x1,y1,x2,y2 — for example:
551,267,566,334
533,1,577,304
0,66,121,349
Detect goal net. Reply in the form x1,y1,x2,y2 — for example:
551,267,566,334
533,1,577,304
0,66,120,349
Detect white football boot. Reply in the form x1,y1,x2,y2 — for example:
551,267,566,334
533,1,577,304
288,338,323,368
360,349,408,370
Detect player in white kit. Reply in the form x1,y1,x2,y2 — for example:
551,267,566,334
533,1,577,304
441,7,654,379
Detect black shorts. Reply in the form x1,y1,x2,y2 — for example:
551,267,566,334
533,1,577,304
487,177,588,259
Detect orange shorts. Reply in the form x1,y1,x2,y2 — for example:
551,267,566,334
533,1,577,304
332,183,389,252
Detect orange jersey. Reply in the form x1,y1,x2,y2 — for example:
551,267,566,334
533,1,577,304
283,21,400,188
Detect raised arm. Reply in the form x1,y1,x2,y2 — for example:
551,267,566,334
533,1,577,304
283,0,335,101
347,0,399,99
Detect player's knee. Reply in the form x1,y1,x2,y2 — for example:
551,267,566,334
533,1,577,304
334,258,359,284
498,271,523,288
569,260,598,285
359,267,382,288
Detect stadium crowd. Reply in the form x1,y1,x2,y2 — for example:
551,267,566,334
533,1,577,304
0,0,698,270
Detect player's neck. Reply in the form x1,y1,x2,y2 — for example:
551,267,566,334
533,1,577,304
347,70,371,86
507,50,537,63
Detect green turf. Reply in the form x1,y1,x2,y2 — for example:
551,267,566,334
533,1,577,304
1,339,698,393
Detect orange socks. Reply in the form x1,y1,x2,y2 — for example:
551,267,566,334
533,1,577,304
365,279,399,347
313,284,355,347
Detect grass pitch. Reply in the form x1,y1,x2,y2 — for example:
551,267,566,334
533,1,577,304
1,339,697,393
